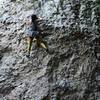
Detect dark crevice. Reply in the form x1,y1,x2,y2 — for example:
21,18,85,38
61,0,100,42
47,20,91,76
0,85,16,96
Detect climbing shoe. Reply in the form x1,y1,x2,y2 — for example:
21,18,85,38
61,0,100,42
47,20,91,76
46,48,49,53
26,53,30,58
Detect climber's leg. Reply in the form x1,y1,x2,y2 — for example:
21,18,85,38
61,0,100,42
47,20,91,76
36,36,48,49
27,37,33,55
40,42,47,49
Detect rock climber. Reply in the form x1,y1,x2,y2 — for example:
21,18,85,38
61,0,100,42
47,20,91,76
25,14,48,57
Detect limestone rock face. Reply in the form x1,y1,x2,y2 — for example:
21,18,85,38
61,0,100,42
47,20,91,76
0,0,100,100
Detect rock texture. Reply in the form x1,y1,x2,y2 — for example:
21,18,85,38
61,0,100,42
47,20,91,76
0,0,100,100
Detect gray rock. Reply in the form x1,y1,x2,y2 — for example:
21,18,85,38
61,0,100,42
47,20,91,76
0,0,100,100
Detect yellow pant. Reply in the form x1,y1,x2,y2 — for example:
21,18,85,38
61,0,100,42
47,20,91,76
27,36,48,54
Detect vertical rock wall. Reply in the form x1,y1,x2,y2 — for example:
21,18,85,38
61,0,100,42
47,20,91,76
0,0,100,100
